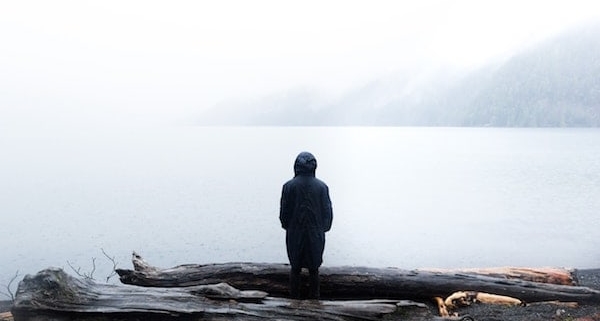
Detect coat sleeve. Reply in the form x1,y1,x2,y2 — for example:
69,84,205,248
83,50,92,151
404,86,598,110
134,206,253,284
322,185,333,232
279,184,290,230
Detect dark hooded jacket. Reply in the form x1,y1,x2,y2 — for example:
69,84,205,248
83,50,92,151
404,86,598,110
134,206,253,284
280,152,333,270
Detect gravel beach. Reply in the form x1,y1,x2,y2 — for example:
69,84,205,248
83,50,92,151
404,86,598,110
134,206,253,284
2,269,600,320
427,269,600,321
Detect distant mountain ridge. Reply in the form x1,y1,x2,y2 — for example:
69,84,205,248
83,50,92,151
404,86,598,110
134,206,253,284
457,24,600,126
198,23,600,127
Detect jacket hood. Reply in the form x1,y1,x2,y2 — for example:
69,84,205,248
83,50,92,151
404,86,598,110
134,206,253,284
294,152,317,176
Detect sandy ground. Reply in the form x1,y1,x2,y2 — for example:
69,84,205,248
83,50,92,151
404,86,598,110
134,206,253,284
1,269,600,320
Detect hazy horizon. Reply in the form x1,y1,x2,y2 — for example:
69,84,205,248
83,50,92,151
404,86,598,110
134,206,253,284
2,1,600,127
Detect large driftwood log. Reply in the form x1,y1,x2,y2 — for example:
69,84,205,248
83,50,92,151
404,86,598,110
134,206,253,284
12,268,436,321
116,253,600,304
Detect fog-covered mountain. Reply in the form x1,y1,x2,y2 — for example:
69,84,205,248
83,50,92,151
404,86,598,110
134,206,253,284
198,23,600,127
448,23,600,126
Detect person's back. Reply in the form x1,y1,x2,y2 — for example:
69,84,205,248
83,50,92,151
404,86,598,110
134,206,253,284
280,152,333,299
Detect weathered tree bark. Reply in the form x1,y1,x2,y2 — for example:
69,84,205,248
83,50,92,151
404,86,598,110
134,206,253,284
116,253,600,304
421,267,577,286
12,268,435,321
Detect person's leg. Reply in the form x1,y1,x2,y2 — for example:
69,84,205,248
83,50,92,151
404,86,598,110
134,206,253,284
308,268,320,299
290,266,301,299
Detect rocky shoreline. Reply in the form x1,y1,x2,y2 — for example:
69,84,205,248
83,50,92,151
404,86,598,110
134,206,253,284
2,268,600,320
427,269,600,321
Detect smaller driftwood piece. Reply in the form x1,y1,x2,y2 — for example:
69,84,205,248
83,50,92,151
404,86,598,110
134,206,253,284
11,268,437,321
0,312,12,321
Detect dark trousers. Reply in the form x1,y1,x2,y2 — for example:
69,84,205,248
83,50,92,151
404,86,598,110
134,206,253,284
290,267,320,299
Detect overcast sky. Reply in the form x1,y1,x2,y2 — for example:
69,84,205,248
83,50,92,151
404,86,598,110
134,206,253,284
1,0,599,126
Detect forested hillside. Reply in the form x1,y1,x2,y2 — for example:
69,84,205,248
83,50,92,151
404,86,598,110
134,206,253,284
458,24,600,126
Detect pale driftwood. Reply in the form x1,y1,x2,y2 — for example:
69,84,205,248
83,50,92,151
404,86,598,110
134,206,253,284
115,253,600,304
443,291,523,310
12,268,435,321
422,267,576,286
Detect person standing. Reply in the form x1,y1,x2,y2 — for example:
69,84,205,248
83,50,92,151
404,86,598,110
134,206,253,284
280,152,333,299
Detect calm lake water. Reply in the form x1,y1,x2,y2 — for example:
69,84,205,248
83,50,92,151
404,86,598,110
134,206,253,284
1,126,599,285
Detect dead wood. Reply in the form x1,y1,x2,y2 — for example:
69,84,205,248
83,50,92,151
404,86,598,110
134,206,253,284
116,253,600,304
0,312,12,321
422,267,576,286
12,268,433,321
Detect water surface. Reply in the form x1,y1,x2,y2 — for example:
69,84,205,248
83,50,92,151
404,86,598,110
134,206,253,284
1,126,599,285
